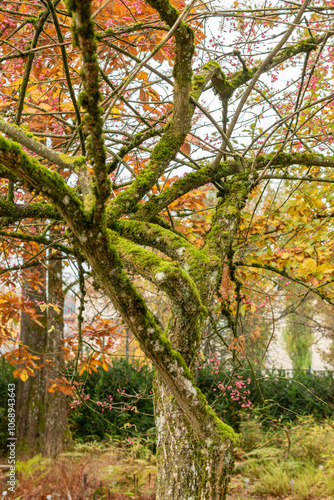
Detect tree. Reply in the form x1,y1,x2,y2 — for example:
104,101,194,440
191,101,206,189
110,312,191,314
16,263,47,453
2,0,334,498
15,250,69,457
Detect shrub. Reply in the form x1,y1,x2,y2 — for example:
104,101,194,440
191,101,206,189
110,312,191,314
0,358,333,446
69,357,155,443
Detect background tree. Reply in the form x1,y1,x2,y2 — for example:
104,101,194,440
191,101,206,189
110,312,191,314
15,249,69,457
2,0,334,499
16,263,47,454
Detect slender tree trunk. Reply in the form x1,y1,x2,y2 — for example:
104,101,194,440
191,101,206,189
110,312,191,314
154,376,235,500
17,264,47,454
17,253,69,457
44,250,69,457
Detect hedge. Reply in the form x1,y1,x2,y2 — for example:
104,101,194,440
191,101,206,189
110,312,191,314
0,358,333,450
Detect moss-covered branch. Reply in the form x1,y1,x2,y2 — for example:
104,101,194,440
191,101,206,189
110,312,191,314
109,228,204,322
134,157,242,222
67,0,110,218
0,229,72,255
204,173,250,261
113,219,219,302
0,119,83,175
0,135,87,227
212,32,331,101
78,228,237,447
134,152,334,222
0,200,60,222
0,119,92,203
105,62,222,225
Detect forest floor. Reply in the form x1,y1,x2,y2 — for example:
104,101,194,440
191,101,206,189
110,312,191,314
0,417,333,499
0,445,332,500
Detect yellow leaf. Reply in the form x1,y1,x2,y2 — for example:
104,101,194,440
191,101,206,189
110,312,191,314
39,303,47,311
250,304,256,313
302,258,317,272
110,107,119,116
39,102,52,111
78,365,86,376
49,304,61,313
102,361,109,372
20,370,28,382
240,304,247,316
90,359,101,366
48,325,55,333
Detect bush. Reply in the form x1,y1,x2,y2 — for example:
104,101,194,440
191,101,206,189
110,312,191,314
0,357,333,446
195,366,334,429
257,369,334,424
69,357,155,443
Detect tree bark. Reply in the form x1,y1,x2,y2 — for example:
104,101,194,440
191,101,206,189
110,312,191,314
44,250,69,458
154,376,235,500
17,264,47,454
17,254,69,458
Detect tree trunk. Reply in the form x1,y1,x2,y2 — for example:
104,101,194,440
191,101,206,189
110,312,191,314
17,253,69,458
17,264,47,454
44,250,69,458
154,376,235,500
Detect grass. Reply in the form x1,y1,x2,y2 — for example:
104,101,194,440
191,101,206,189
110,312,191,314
229,415,334,500
1,416,333,499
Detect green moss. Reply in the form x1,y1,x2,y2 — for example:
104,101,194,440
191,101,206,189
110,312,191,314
66,0,110,211
150,132,177,164
0,135,88,229
191,74,206,97
113,219,217,302
27,16,38,25
83,192,95,212
59,152,76,165
203,60,220,70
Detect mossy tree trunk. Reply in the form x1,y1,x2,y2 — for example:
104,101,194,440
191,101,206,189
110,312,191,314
17,255,68,458
17,264,47,454
154,376,234,500
44,249,69,458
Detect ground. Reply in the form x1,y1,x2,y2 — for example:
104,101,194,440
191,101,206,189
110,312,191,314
1,417,333,499
0,447,332,500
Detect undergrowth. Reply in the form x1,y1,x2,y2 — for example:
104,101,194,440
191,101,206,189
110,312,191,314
1,416,333,499
231,415,334,499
